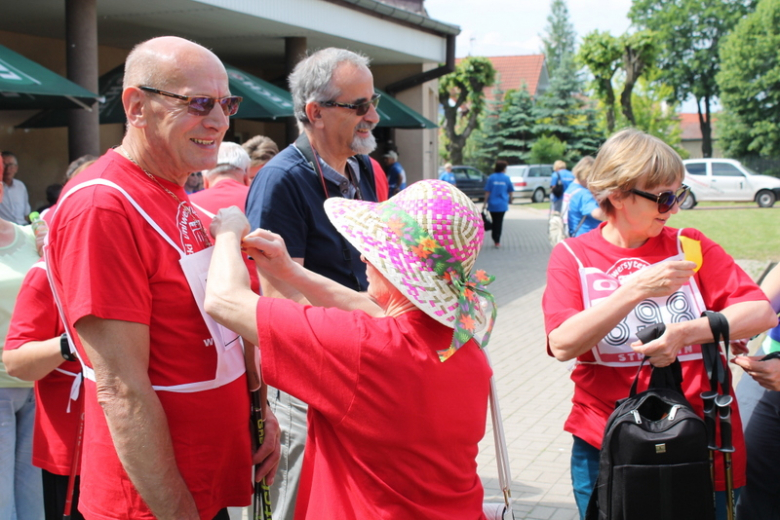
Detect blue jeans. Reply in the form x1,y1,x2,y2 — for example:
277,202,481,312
0,387,43,520
571,436,600,519
570,434,740,520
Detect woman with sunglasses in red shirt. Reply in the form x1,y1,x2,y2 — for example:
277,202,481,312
542,128,777,520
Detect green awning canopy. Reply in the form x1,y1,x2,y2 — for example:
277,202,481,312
19,63,295,128
375,89,437,129
0,43,99,110
226,65,294,120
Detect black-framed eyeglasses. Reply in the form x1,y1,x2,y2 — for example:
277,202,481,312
630,184,690,213
139,86,243,116
320,94,380,116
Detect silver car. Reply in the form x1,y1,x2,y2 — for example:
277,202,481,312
506,164,554,203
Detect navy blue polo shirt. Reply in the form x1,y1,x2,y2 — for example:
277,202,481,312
245,143,377,291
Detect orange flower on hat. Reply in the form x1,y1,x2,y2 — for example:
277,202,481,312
419,237,437,251
463,286,475,301
411,243,432,259
475,270,490,283
459,314,476,332
387,217,405,237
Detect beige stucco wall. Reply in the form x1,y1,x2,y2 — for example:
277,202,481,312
1,30,441,206
372,62,440,184
0,30,127,210
681,139,723,159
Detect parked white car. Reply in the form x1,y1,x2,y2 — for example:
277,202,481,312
506,164,554,202
681,158,780,209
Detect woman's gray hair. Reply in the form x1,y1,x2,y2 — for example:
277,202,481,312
288,48,371,125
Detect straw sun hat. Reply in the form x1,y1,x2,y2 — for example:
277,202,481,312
324,179,497,361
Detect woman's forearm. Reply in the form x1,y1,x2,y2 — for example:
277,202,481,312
548,284,645,361
3,337,64,381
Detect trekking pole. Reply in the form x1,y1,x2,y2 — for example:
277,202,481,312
63,404,84,520
251,388,273,520
716,393,735,520
700,388,718,496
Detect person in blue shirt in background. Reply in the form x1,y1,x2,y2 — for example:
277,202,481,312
483,160,514,248
438,163,456,184
550,160,575,212
384,151,406,196
566,163,605,237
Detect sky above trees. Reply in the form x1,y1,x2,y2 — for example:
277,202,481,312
425,0,632,58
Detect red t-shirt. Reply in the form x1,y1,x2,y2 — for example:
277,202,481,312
47,150,252,519
370,157,389,202
5,261,81,475
543,224,767,490
256,299,490,520
190,178,259,293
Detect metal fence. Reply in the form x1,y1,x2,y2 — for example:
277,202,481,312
736,157,780,178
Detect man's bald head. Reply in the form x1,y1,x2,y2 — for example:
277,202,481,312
123,36,225,91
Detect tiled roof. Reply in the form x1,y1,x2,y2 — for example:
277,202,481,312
678,112,718,141
456,55,546,100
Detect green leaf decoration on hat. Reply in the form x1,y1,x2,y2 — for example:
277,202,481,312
380,203,497,361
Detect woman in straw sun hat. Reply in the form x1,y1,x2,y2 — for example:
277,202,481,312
205,179,497,520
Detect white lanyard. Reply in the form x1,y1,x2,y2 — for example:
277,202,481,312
46,179,244,392
562,229,707,367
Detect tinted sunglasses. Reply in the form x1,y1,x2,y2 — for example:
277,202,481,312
139,86,242,116
320,94,381,116
630,184,690,213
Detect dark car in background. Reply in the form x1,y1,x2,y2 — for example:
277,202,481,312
439,165,488,201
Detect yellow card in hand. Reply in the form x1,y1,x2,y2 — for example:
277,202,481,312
679,236,702,272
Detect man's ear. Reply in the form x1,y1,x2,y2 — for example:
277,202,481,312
123,87,147,128
304,101,324,128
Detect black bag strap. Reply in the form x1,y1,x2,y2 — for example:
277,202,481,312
701,311,731,397
628,323,684,397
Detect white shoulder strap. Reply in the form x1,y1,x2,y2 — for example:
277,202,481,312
54,179,186,257
483,348,513,512
191,202,215,219
561,240,584,269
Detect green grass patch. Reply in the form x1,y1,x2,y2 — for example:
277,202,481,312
669,208,780,262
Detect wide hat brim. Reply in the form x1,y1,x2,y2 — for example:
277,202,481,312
324,179,485,329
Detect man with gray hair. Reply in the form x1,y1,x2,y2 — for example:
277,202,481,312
245,46,381,520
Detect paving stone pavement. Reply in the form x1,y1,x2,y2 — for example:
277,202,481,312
475,204,579,520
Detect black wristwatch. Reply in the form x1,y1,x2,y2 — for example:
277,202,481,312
60,333,76,362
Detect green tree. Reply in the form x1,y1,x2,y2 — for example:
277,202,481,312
541,0,578,76
464,87,505,172
629,0,756,157
533,56,603,162
495,86,537,164
718,0,780,157
579,31,623,133
614,73,687,156
620,31,657,126
438,56,496,165
530,135,566,164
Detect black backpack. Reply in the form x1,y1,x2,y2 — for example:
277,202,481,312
551,176,564,198
586,325,714,520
